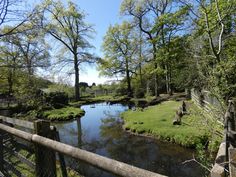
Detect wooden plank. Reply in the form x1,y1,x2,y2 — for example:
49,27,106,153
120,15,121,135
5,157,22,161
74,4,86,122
210,163,225,177
15,141,34,154
3,159,27,177
0,123,32,141
3,145,35,169
0,116,34,130
215,142,226,164
229,148,236,177
34,120,56,177
54,130,68,177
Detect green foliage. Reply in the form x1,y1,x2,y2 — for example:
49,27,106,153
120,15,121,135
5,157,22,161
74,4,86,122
44,91,69,108
47,84,74,99
43,106,85,121
196,143,213,176
99,21,139,96
133,87,145,98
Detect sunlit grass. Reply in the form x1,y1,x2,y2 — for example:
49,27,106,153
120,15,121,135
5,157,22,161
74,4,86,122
122,100,223,150
43,107,85,121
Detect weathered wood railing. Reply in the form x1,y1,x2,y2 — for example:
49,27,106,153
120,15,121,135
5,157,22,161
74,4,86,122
0,116,66,177
0,116,166,177
211,100,236,177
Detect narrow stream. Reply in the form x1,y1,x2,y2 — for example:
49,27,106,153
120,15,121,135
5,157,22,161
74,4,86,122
54,102,204,177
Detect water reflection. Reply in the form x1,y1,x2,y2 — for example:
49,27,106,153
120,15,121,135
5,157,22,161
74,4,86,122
55,103,204,177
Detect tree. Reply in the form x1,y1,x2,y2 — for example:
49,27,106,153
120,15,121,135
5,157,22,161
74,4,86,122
180,0,236,64
13,23,50,82
0,34,20,95
100,22,138,97
0,21,50,106
41,0,96,101
121,0,189,97
120,0,166,97
0,0,37,38
180,0,236,102
155,5,189,94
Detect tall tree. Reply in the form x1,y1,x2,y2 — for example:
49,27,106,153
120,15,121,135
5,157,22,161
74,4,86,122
156,5,189,94
0,34,20,95
180,0,236,102
0,22,50,102
180,0,236,64
121,0,187,97
41,0,96,101
100,22,138,97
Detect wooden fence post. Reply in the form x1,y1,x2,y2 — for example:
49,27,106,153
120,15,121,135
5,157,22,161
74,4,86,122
229,148,236,177
53,128,68,177
0,119,3,172
34,120,56,177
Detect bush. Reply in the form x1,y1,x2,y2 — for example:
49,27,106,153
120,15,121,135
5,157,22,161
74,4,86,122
134,87,145,98
44,91,69,108
115,86,127,96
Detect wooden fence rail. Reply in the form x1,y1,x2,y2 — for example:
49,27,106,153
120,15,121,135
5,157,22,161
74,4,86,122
0,118,166,177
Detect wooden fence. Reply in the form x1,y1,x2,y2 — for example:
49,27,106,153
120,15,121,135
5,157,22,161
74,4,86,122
0,116,166,177
191,89,225,121
211,101,236,177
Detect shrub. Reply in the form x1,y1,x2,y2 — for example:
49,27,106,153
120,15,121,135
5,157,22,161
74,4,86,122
134,87,145,98
44,91,69,108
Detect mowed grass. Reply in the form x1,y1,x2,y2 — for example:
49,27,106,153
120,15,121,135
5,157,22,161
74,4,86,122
122,100,223,149
43,107,85,121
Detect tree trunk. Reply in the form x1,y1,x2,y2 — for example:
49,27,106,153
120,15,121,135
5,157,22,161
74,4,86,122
139,29,143,87
139,63,143,86
169,64,173,95
8,71,13,96
125,57,132,97
74,54,80,101
165,64,169,94
153,45,159,98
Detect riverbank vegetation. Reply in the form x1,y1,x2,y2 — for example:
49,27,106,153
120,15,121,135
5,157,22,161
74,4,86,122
42,107,85,121
122,100,223,151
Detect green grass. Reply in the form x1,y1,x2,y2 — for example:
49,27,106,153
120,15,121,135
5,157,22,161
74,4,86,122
121,100,223,150
43,106,85,121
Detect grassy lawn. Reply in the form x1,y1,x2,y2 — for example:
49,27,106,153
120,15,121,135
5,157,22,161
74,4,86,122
121,100,223,150
43,106,85,121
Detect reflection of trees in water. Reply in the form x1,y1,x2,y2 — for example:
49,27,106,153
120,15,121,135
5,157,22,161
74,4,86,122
58,105,204,177
99,117,153,164
97,117,204,177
